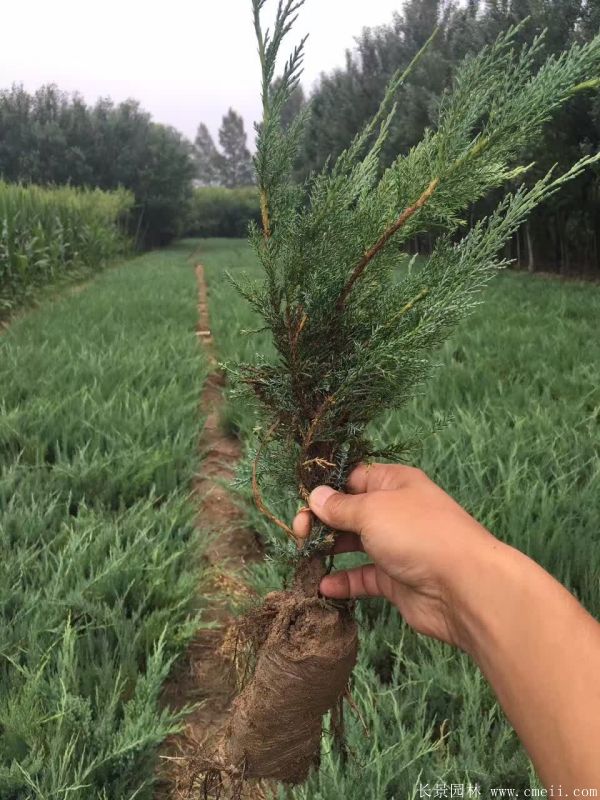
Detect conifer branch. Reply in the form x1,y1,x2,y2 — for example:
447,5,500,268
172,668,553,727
252,422,295,538
252,0,307,242
337,28,439,173
240,1,600,559
336,178,439,308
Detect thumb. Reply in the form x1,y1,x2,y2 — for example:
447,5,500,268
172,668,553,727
308,486,365,534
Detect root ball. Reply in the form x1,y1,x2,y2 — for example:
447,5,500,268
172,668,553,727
220,590,358,784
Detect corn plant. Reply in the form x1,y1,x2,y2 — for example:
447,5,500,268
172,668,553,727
0,182,133,317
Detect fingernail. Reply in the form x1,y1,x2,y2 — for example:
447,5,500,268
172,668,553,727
309,485,336,511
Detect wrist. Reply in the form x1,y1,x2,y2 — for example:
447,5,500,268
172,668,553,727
444,537,537,659
443,533,600,789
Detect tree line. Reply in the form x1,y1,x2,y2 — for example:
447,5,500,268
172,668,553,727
0,83,259,246
2,0,598,271
195,0,600,275
0,85,195,246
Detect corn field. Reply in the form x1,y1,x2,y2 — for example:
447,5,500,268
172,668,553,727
0,182,133,317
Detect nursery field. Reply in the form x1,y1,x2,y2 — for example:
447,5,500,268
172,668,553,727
198,237,600,798
1,236,598,798
0,244,207,798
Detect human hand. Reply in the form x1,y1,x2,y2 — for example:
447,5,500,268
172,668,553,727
293,463,504,652
294,464,600,790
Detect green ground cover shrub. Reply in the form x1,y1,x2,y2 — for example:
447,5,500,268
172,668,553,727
185,187,260,238
0,243,206,799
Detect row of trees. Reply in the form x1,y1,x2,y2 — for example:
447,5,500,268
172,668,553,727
193,0,600,275
194,109,254,188
0,85,195,246
0,84,257,244
296,0,600,276
2,0,598,270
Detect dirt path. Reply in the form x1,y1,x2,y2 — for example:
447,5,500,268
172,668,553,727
156,264,261,799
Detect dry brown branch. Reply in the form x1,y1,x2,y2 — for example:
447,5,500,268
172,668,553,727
302,457,336,470
291,310,307,348
344,686,370,738
297,394,337,500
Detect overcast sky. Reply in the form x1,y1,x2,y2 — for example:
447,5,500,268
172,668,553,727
1,0,403,145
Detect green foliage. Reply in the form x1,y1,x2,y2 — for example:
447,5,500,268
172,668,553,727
186,187,260,238
0,245,207,798
0,85,195,247
131,123,196,247
0,182,132,319
200,237,600,796
299,0,451,178
298,0,600,275
194,123,224,186
217,109,255,188
194,110,256,188
235,0,600,557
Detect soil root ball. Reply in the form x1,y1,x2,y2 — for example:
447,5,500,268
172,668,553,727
219,590,358,784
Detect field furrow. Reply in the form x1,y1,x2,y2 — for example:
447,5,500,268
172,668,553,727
157,262,261,799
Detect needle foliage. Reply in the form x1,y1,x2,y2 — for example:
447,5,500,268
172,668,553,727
232,0,600,557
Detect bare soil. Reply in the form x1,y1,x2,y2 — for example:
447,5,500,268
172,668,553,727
156,264,262,799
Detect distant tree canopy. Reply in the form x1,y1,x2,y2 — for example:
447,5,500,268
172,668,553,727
0,85,195,246
194,108,255,188
185,186,260,238
296,0,600,275
1,0,598,268
194,123,224,186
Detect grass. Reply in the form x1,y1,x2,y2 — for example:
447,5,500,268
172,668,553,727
0,242,206,799
197,237,600,797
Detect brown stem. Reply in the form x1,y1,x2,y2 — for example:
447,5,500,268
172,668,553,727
293,553,328,595
286,305,307,366
336,177,439,309
291,309,307,350
260,188,271,239
344,686,370,738
385,286,430,332
285,305,311,423
252,422,295,539
297,395,336,500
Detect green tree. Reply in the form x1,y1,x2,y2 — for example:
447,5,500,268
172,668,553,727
218,108,255,187
271,76,306,130
296,0,600,274
298,0,452,178
193,122,224,185
0,85,195,247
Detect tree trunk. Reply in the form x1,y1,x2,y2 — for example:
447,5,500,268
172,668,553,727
525,222,535,273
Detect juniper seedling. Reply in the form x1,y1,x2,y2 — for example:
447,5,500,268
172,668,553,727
237,6,600,563
212,0,600,787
